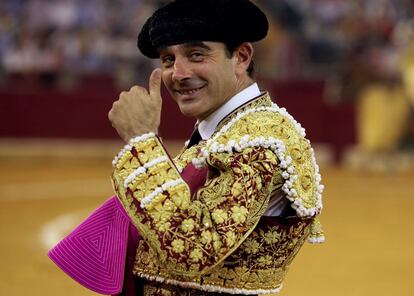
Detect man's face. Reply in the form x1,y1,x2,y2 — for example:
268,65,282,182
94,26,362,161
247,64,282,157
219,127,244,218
159,41,240,120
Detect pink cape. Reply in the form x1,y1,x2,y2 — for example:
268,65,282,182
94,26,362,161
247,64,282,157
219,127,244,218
48,197,131,295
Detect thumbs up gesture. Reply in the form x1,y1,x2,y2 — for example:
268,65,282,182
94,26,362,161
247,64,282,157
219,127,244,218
108,68,162,142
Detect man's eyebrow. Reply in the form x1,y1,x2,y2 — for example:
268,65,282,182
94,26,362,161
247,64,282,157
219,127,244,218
157,42,212,56
183,41,212,51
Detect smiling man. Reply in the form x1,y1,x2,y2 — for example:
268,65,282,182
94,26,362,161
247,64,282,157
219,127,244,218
160,41,251,120
49,0,324,295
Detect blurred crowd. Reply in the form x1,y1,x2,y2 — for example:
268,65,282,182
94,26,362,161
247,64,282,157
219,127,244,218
258,0,414,81
0,0,167,87
0,0,413,89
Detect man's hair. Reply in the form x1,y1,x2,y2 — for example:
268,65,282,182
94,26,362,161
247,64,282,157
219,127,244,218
224,43,255,78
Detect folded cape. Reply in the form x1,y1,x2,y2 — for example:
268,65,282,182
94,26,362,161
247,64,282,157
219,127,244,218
48,197,131,295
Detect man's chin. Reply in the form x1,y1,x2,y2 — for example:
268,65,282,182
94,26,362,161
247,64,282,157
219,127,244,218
179,103,209,119
179,107,199,118
178,100,200,116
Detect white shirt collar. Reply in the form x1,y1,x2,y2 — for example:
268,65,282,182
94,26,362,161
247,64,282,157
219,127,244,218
198,83,260,140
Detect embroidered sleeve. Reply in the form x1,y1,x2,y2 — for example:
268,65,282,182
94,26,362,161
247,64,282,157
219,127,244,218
111,132,280,277
195,109,324,218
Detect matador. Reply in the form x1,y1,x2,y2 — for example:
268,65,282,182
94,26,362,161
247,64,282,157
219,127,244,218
49,1,325,295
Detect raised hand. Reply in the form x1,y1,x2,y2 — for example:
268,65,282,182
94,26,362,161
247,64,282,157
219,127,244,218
108,68,162,142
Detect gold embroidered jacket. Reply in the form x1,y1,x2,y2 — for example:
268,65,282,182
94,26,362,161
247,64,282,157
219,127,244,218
111,93,324,295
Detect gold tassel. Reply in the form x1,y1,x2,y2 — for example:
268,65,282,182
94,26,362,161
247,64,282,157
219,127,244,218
308,218,325,244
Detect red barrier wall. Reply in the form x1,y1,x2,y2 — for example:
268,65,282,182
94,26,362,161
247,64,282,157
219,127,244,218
0,75,355,160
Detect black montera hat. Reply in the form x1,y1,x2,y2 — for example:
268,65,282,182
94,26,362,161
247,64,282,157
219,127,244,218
137,0,269,58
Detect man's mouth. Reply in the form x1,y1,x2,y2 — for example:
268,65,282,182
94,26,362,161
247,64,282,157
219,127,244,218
176,85,206,96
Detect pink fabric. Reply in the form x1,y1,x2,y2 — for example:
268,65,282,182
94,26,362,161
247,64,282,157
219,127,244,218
48,196,131,295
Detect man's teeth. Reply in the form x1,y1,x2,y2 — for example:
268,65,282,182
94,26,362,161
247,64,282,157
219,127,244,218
179,86,203,95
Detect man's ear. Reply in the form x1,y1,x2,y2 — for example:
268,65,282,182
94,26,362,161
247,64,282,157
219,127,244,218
234,42,254,76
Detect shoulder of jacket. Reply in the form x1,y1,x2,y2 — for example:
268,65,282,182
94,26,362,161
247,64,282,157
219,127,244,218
195,104,324,218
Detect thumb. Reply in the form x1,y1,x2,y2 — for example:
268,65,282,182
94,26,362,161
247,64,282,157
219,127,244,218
149,68,162,99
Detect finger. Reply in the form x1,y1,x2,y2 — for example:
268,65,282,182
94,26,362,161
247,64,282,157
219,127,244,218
119,91,127,99
149,68,162,99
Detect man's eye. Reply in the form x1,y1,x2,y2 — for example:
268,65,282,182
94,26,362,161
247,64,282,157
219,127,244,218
162,56,174,66
190,52,203,60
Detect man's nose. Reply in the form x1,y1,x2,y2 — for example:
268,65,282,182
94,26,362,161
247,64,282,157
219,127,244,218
171,57,191,81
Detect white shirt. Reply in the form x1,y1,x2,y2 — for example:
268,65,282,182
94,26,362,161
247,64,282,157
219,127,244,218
197,83,290,217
